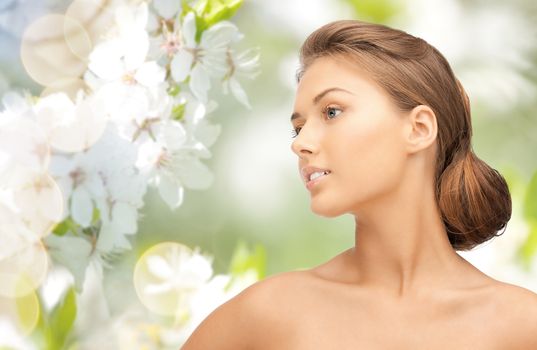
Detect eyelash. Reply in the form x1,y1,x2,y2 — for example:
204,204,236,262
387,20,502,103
290,105,343,138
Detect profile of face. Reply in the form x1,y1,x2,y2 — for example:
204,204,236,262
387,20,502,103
291,56,424,218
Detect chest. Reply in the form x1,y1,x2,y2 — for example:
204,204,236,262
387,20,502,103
262,289,507,350
279,316,501,350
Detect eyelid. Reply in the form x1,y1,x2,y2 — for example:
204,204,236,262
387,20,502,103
322,104,343,110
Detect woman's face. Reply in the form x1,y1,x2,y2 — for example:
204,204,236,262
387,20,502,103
291,55,410,217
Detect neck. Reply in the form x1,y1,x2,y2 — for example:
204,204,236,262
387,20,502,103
346,171,478,298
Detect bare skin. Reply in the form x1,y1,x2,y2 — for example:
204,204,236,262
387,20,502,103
181,259,537,349
181,56,537,349
243,263,537,349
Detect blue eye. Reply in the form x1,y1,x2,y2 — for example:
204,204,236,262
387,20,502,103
290,106,342,138
324,106,342,119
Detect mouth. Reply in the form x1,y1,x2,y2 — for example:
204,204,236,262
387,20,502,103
301,166,331,189
307,170,330,182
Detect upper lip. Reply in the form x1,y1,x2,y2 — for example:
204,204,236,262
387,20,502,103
300,166,331,182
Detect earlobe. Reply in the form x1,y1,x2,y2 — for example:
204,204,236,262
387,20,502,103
406,105,437,153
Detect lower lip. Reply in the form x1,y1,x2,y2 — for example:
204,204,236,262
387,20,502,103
306,173,330,190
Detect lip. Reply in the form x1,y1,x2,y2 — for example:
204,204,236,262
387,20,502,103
300,166,331,190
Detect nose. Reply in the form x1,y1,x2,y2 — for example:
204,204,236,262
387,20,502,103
290,122,319,158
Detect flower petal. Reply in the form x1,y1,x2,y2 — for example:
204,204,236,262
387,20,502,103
146,11,159,32
181,253,213,284
229,77,251,109
144,282,173,295
177,157,213,190
171,50,193,82
135,61,165,87
182,12,197,47
123,31,150,72
88,39,124,81
193,119,221,148
96,223,132,252
146,255,174,279
158,120,187,150
189,64,211,103
153,0,181,19
158,174,184,210
111,202,138,234
45,234,92,292
201,21,239,49
70,187,93,228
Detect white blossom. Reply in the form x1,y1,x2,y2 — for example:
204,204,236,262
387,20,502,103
222,48,260,109
143,246,213,296
49,124,147,252
133,91,219,209
86,2,166,125
171,12,242,102
0,0,260,346
114,85,173,145
34,91,108,153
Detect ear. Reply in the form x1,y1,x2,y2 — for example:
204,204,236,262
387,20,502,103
404,105,437,154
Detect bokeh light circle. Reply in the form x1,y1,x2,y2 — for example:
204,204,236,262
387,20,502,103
13,172,64,238
35,91,108,153
0,117,51,178
0,288,40,336
66,0,117,48
133,242,213,318
63,15,93,61
0,239,49,298
21,14,89,86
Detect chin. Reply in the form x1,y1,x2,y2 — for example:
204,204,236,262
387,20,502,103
310,201,345,218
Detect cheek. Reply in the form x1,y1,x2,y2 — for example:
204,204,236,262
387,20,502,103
334,120,406,200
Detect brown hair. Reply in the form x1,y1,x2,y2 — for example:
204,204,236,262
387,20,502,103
298,20,511,251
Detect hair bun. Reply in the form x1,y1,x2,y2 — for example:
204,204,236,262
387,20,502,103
438,151,512,250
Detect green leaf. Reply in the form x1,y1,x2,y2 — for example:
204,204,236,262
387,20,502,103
49,287,77,349
206,0,243,26
193,0,209,15
193,0,244,41
52,217,77,236
91,207,100,226
167,84,181,97
29,292,54,350
341,0,403,23
52,221,69,236
171,102,187,121
228,239,267,280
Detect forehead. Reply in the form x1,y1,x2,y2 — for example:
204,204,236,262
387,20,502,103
295,56,380,99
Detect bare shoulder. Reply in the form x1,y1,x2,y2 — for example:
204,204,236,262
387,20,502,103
486,280,537,348
181,270,310,350
492,280,537,317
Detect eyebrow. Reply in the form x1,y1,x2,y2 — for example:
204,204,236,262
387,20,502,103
290,87,354,122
